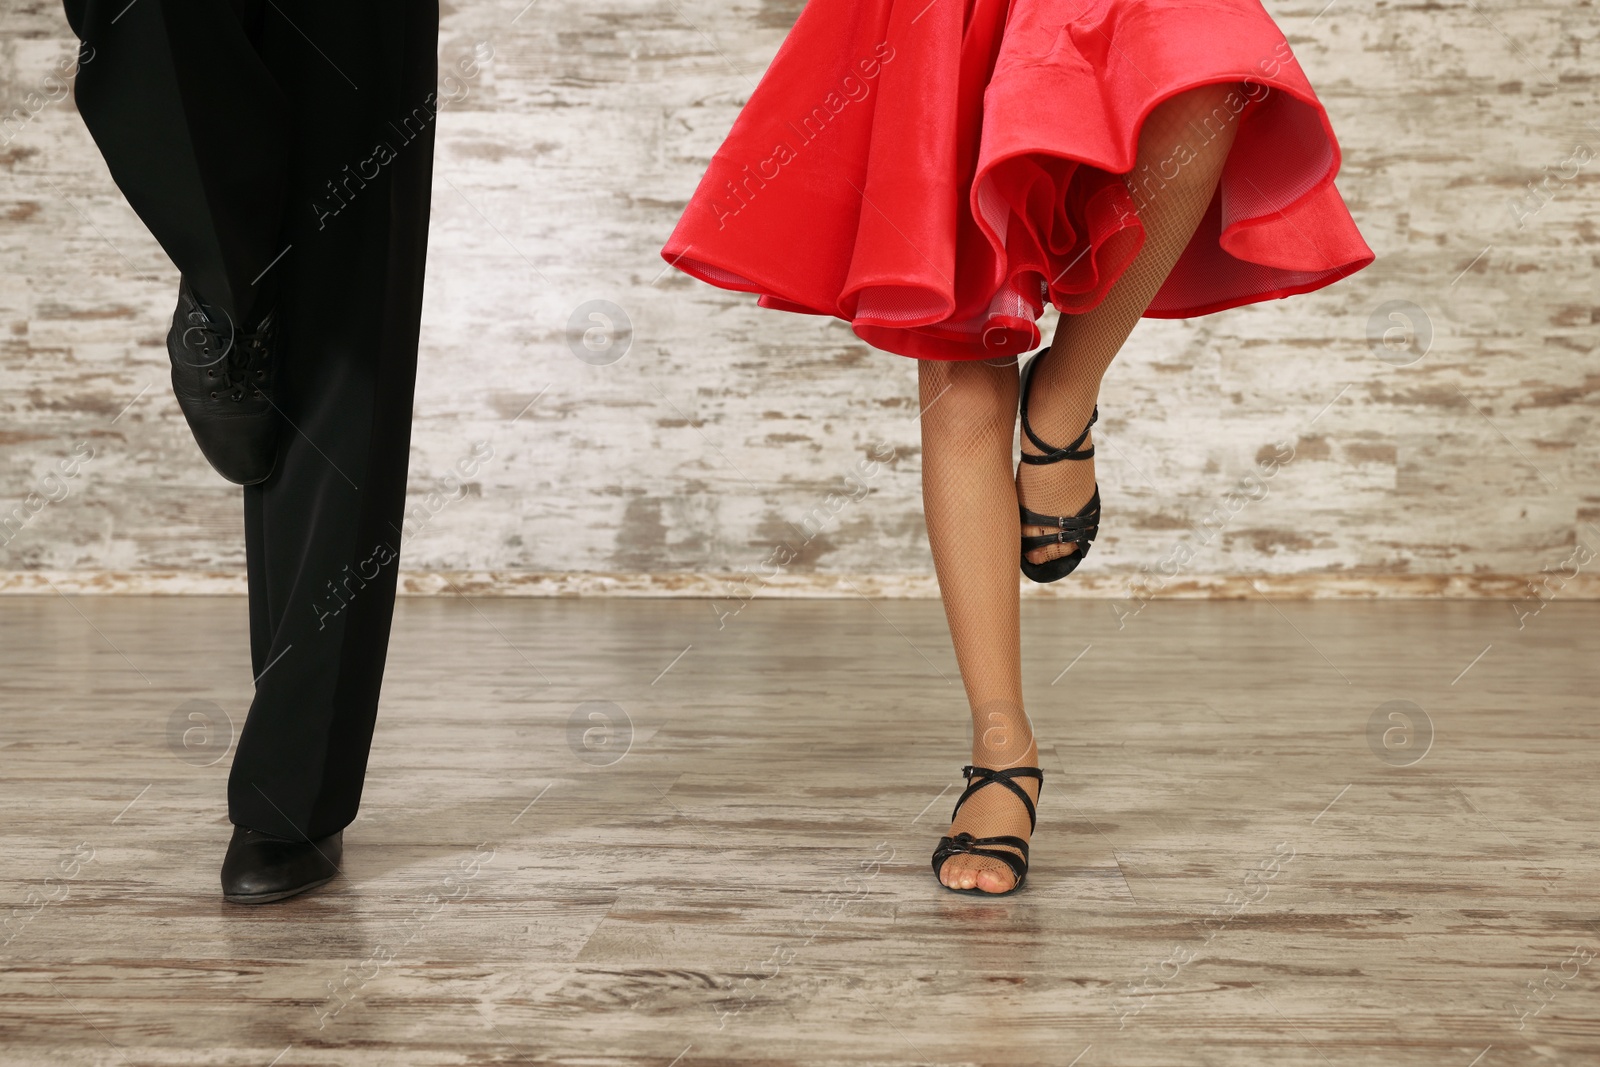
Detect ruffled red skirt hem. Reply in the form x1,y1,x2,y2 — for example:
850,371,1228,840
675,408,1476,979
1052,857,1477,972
660,0,1374,360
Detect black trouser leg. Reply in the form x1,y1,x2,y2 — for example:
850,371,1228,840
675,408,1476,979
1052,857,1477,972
66,0,439,841
67,0,288,324
229,0,438,840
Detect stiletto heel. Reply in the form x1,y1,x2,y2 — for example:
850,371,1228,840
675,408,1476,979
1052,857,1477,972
931,764,1044,895
1017,347,1101,583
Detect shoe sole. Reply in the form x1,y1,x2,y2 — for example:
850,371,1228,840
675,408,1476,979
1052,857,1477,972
223,873,338,905
231,457,277,487
936,877,1027,897
1021,552,1087,584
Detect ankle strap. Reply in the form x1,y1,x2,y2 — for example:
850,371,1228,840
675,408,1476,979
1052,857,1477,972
1019,348,1097,465
1020,404,1097,465
951,765,1044,831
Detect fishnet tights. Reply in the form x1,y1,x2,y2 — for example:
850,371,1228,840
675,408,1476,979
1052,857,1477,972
921,84,1242,892
1022,82,1242,564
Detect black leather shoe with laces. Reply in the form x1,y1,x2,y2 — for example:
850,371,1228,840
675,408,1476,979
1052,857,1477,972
166,279,281,485
220,826,343,904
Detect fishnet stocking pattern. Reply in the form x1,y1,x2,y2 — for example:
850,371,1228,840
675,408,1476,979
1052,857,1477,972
1021,83,1243,565
920,84,1243,890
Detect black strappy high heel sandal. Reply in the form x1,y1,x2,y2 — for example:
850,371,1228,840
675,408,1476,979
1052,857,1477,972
1017,347,1101,584
931,764,1044,896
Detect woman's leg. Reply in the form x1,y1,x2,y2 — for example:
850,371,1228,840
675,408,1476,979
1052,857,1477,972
919,356,1040,893
922,82,1247,895
1021,82,1244,565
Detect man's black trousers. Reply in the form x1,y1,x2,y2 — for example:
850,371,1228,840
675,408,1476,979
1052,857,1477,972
66,0,439,839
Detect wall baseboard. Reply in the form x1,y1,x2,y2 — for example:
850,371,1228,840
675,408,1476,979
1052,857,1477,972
0,570,1588,600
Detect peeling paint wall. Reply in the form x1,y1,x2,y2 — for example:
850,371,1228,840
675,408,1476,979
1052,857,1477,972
2,1,1596,591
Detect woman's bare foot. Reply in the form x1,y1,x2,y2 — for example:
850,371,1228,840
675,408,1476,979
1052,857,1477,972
936,740,1041,894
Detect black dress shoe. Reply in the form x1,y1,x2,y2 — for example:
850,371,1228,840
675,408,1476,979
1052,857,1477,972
221,826,342,904
167,279,282,486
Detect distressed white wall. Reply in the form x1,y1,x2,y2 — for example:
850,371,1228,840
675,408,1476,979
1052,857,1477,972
1,0,1596,595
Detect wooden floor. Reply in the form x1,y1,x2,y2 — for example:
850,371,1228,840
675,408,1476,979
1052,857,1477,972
0,594,1596,1066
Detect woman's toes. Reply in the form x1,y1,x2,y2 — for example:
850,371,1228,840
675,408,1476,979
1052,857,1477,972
942,858,1022,892
940,859,959,888
1024,541,1079,566
975,867,1015,894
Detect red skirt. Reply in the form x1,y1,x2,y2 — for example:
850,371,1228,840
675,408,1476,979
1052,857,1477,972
660,0,1374,361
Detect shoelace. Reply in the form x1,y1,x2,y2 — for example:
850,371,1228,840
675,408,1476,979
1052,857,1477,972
188,307,273,402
